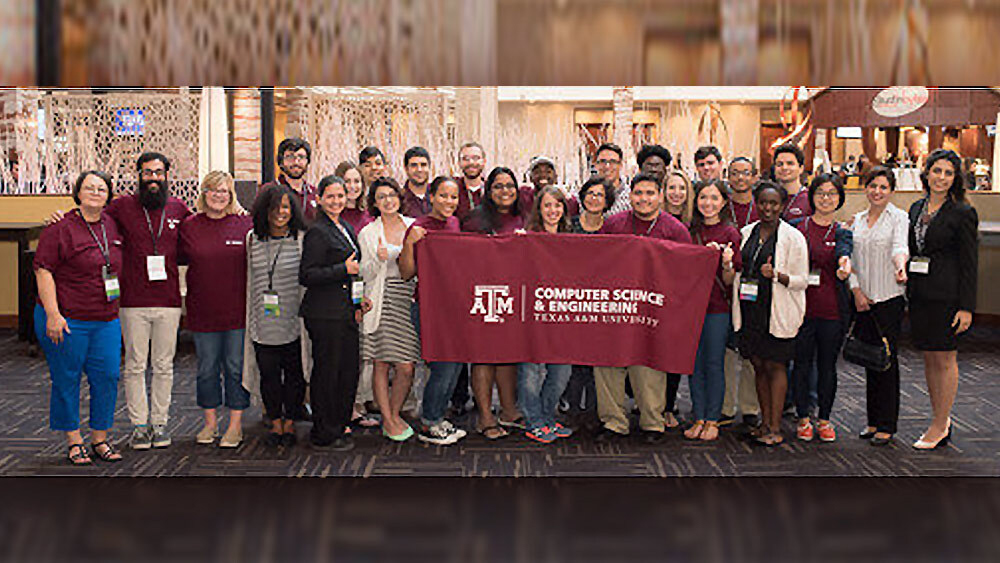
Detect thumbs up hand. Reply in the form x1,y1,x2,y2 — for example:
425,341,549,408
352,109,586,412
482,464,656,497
376,235,388,262
721,242,734,267
345,252,360,275
760,256,775,279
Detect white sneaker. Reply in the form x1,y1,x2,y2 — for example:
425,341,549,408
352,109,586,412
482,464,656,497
418,420,466,445
151,424,171,448
196,424,219,445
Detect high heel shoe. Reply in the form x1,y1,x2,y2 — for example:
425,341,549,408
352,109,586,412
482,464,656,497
913,419,953,450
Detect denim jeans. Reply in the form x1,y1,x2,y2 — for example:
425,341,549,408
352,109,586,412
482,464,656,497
35,305,121,432
410,302,463,426
792,317,844,421
192,329,249,410
517,363,572,430
689,313,730,422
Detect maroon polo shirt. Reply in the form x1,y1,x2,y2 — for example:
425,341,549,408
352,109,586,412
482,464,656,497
34,210,124,322
401,181,433,218
178,213,253,332
783,186,813,221
455,176,485,222
269,174,319,223
600,210,693,244
105,194,191,308
518,186,581,220
461,209,524,234
406,214,462,302
798,218,840,320
691,222,743,314
341,207,373,234
730,199,759,230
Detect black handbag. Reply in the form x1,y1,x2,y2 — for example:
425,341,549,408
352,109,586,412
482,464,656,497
841,313,892,372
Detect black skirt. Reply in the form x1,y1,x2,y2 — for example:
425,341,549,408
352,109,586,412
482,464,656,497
738,326,797,363
909,298,960,351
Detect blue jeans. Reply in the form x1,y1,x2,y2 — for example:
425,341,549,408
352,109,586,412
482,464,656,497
410,302,462,426
518,363,572,430
192,329,249,410
689,313,730,422
35,305,121,432
792,317,843,420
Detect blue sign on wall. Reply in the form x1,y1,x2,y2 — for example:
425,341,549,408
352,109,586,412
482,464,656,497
115,109,145,136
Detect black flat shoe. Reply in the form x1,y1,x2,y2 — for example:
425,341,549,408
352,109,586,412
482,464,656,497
265,432,282,447
281,432,297,448
870,434,893,446
594,426,628,444
858,427,877,440
640,430,666,445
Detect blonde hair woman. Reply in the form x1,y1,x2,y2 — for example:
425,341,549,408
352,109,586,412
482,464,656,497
664,171,694,225
178,170,254,448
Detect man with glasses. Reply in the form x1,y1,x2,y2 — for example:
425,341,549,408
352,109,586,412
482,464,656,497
455,142,486,222
594,143,631,216
270,138,318,222
400,146,433,218
105,152,192,450
719,156,762,429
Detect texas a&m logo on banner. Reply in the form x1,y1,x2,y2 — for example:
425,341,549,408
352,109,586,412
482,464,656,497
469,285,514,323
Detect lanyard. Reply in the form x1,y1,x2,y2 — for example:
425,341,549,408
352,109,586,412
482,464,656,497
785,189,806,216
77,210,111,267
748,224,773,276
143,206,167,254
806,216,835,243
731,198,754,227
336,221,359,255
631,212,660,237
266,237,285,291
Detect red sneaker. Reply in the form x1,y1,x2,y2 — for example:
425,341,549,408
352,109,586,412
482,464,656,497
796,419,814,441
816,421,836,442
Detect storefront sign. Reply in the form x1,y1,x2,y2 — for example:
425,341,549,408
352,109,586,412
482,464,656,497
872,87,929,118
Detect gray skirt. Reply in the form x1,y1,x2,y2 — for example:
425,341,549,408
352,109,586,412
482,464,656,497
362,277,421,363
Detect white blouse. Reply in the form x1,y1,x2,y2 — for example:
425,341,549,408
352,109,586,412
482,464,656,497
848,203,910,304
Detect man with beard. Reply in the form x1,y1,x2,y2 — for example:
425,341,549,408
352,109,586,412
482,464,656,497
454,142,486,222
268,137,318,222
105,152,192,450
519,156,580,217
359,146,388,186
400,146,432,218
636,144,672,185
694,145,723,182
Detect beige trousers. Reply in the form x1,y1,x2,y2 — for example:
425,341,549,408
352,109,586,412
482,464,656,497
119,307,182,426
594,366,667,434
722,348,760,417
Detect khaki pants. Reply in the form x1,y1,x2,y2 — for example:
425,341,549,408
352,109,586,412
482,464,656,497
120,307,182,426
594,366,667,434
722,348,759,417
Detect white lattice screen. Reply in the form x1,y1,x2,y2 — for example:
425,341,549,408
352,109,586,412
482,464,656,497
0,90,202,208
291,89,454,186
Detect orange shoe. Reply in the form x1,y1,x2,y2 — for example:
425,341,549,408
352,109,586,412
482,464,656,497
796,419,814,441
816,421,836,442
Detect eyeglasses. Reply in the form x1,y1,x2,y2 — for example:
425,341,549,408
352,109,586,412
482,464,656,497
729,170,753,177
596,159,621,166
140,169,166,179
815,191,839,199
493,183,517,192
283,154,308,163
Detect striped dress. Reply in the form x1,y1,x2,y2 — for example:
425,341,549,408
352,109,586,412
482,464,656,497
361,241,421,363
248,234,303,346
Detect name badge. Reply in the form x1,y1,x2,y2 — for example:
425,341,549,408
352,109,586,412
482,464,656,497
263,290,280,317
739,279,759,302
909,257,930,275
102,265,120,302
352,281,364,305
808,269,821,286
146,255,167,281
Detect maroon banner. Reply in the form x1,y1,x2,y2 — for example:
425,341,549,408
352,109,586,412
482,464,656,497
416,232,719,374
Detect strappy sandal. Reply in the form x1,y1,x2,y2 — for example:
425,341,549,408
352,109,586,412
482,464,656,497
67,443,92,465
497,415,526,430
477,425,508,440
91,441,123,462
699,421,720,441
684,420,705,440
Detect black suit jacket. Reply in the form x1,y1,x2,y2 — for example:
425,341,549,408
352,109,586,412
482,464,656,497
907,197,979,311
299,212,362,321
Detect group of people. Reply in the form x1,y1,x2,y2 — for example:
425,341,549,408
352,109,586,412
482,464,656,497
33,135,979,464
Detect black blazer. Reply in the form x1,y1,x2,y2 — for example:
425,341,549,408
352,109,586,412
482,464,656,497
299,212,362,321
907,197,979,312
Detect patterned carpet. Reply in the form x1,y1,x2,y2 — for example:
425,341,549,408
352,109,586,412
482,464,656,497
1,325,997,477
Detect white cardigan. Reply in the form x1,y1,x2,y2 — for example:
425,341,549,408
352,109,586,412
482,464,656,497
358,215,415,335
731,220,809,339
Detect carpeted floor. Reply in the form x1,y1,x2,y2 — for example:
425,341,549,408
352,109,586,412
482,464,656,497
1,325,997,477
